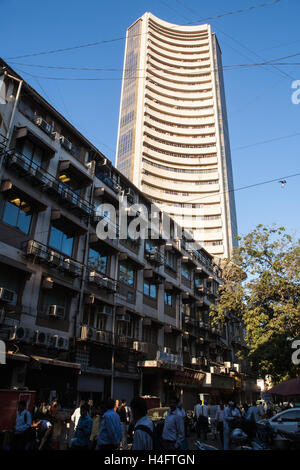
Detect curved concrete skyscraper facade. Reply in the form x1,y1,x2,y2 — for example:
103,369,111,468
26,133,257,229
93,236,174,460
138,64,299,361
116,12,238,259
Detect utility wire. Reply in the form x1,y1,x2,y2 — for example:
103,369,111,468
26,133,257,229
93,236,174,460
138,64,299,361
3,0,282,61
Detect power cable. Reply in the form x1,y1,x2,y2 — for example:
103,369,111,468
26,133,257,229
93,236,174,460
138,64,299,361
3,0,282,61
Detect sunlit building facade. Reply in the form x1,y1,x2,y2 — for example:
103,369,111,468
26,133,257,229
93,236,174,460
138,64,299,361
116,12,238,258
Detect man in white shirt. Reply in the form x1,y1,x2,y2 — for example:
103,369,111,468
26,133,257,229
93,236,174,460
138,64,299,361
162,399,185,450
131,397,154,451
195,400,209,441
71,400,86,428
246,401,261,423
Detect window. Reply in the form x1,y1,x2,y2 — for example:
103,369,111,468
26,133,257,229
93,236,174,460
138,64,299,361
88,248,107,274
119,262,135,287
116,317,139,338
40,286,69,319
0,196,32,234
145,239,157,253
181,265,191,280
49,226,74,257
144,280,157,299
165,251,177,270
143,326,158,344
17,139,45,168
164,292,173,306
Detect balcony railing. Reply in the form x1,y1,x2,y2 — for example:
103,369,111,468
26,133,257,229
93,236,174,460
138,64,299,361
87,269,117,293
4,149,91,217
25,240,83,277
145,248,164,265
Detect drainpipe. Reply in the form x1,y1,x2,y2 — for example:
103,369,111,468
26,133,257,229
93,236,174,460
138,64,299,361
110,251,119,398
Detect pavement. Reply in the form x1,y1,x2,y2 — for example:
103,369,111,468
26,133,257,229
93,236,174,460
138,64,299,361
187,430,223,450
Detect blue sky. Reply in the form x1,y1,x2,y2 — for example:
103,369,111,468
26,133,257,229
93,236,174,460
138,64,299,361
1,0,299,240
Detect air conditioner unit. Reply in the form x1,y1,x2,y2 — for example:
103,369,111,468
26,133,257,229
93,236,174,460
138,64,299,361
95,305,113,316
48,305,65,319
211,327,216,333
199,351,204,357
57,336,69,350
26,240,47,260
96,330,108,343
199,322,205,328
183,346,189,353
88,271,107,288
116,314,130,322
10,325,31,342
106,279,116,292
60,136,72,151
210,366,216,374
133,341,147,353
80,325,94,341
233,363,240,373
191,357,201,365
224,361,232,369
63,259,82,276
0,287,17,305
48,251,61,267
35,116,53,134
163,347,172,354
33,330,47,345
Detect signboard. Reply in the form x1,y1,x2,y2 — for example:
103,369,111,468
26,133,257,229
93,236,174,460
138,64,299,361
173,370,205,386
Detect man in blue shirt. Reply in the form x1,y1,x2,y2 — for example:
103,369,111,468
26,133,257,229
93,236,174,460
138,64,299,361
70,404,93,450
162,399,185,450
131,397,153,451
97,398,122,450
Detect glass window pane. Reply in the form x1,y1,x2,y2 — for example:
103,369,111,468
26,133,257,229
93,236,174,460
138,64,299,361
17,207,31,234
88,248,107,273
144,281,149,296
49,226,63,251
150,284,157,299
22,140,34,160
62,233,73,257
2,201,19,227
32,146,43,167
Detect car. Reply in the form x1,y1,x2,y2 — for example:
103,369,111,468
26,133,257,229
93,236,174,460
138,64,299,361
259,408,300,449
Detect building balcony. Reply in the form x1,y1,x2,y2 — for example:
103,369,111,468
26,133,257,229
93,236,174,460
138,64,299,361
143,126,216,146
142,148,218,167
3,149,91,218
145,88,214,110
145,98,215,118
25,240,83,277
148,34,210,54
147,48,211,68
87,269,117,293
145,81,213,101
144,109,215,127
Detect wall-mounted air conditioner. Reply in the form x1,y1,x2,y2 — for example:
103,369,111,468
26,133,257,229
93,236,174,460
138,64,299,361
95,305,113,316
0,287,17,305
10,325,32,342
96,330,108,343
33,330,47,345
163,347,172,354
116,314,130,322
80,325,94,341
48,305,65,319
35,116,53,134
60,136,72,151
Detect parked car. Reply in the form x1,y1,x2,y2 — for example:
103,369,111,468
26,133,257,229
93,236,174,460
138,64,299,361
259,408,300,449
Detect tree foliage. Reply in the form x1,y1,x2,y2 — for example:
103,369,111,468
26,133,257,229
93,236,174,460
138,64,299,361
210,224,300,384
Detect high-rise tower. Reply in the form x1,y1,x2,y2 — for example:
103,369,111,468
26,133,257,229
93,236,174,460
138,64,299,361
116,12,238,258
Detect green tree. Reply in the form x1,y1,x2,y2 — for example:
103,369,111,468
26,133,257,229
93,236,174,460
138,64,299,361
210,224,300,384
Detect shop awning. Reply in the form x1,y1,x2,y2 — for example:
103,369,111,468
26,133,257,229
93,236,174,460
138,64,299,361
30,355,81,370
6,351,30,362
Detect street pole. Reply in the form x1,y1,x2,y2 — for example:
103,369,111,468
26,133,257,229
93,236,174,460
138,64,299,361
110,252,119,398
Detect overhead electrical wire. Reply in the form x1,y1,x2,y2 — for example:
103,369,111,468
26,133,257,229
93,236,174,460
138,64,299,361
3,0,282,61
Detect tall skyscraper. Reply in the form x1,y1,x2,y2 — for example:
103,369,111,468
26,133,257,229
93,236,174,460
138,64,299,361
116,12,238,259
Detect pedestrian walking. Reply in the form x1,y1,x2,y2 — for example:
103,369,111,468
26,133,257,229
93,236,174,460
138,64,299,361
70,404,93,450
71,400,86,428
223,401,235,450
215,402,225,446
12,400,32,450
118,399,132,450
131,396,154,451
97,398,122,451
195,400,209,441
162,399,184,450
89,408,101,450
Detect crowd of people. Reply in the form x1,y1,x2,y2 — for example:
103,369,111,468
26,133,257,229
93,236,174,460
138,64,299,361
8,395,295,451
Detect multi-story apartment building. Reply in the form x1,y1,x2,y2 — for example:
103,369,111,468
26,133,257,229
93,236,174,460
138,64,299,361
116,12,238,259
0,60,257,410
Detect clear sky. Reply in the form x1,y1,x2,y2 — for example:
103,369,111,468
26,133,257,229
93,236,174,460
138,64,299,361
1,0,299,240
